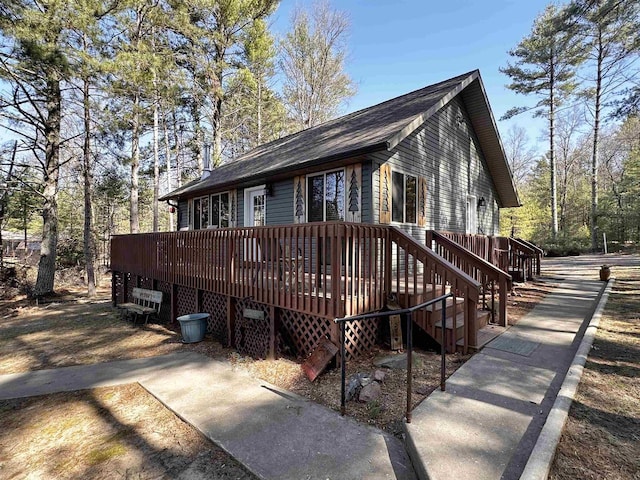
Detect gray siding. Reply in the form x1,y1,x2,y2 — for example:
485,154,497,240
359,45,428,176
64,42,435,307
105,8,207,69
371,97,500,239
266,178,294,226
178,200,189,230
236,189,244,227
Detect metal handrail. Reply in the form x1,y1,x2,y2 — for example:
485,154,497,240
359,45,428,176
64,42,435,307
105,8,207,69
334,292,454,423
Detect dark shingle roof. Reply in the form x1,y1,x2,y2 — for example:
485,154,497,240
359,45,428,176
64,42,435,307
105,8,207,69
162,70,520,207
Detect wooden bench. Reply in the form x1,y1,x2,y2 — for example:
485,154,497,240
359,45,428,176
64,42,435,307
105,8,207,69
118,287,162,325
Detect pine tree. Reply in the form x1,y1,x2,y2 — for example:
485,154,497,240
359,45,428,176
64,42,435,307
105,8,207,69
279,0,356,130
501,5,586,240
0,0,73,296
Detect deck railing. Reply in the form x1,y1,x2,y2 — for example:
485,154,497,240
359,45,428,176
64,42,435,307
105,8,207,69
112,223,482,352
508,237,541,281
427,230,510,273
112,222,391,320
515,238,543,276
426,230,510,326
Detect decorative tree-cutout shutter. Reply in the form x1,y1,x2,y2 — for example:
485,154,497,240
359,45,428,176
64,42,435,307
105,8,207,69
417,176,427,227
229,189,237,227
345,164,362,222
293,175,306,223
379,163,391,224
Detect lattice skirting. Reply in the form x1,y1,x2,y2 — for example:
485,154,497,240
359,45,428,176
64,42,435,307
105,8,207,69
176,285,198,318
113,272,124,305
278,309,333,359
125,273,135,302
344,317,380,360
234,298,271,359
156,281,173,323
201,291,227,344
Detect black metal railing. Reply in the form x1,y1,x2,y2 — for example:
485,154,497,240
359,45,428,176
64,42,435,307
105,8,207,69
334,292,453,423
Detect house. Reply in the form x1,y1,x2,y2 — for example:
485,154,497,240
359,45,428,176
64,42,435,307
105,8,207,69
112,70,537,363
163,70,519,240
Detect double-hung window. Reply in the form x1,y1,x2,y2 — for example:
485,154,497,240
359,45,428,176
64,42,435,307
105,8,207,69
192,192,230,229
211,192,230,228
307,169,345,222
392,171,417,224
193,195,209,229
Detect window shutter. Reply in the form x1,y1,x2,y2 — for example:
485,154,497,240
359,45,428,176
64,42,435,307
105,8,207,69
345,164,362,222
229,189,237,227
293,176,306,223
379,163,391,224
417,176,427,227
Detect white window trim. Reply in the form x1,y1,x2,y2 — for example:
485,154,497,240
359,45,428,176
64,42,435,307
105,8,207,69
391,170,418,225
306,168,346,222
190,192,232,230
466,195,477,234
209,191,232,228
244,185,266,227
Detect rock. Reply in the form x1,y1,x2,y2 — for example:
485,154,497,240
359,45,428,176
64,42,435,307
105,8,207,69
373,352,422,370
414,385,431,395
373,370,386,383
345,373,372,401
359,382,382,403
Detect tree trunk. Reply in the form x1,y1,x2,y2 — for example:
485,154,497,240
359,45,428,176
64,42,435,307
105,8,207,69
152,92,160,232
212,95,223,168
34,76,62,298
163,110,173,230
590,28,604,251
130,92,140,234
549,57,559,240
83,70,96,296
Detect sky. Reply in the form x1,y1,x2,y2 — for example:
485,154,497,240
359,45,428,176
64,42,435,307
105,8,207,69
269,0,553,154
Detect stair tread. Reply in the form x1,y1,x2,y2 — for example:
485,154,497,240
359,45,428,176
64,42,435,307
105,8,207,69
434,312,465,329
425,297,464,312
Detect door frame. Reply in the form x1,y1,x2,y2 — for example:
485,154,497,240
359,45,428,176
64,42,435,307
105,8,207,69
244,185,266,227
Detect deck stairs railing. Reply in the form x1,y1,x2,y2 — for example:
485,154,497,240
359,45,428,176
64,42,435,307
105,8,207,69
386,227,481,353
426,230,511,327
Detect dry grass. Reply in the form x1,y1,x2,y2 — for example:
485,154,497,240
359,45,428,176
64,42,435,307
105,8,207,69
549,262,640,480
0,384,255,479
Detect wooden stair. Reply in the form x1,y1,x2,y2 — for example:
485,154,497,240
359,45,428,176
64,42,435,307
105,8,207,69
394,289,497,353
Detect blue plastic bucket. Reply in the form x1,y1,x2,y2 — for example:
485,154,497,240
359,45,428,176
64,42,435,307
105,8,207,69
177,313,209,343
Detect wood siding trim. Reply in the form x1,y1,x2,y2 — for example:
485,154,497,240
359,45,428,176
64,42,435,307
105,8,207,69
293,176,306,224
345,164,362,223
379,163,391,224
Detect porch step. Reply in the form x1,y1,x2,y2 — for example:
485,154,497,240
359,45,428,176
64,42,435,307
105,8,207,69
425,296,464,313
434,311,465,330
457,322,508,351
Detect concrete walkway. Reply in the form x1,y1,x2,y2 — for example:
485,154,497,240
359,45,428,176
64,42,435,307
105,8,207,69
404,277,605,480
0,351,416,480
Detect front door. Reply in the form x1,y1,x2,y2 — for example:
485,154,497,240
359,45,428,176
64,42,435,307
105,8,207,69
244,186,266,261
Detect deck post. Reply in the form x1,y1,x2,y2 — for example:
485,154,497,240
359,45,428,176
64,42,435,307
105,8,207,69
111,271,117,307
268,305,276,360
170,283,178,324
226,296,235,347
499,275,508,326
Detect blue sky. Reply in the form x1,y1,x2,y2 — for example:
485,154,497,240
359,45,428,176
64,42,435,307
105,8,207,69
270,0,553,154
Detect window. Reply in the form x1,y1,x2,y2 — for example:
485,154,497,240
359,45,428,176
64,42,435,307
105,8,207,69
191,192,230,229
193,195,209,229
391,171,417,223
211,192,230,228
307,170,345,222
